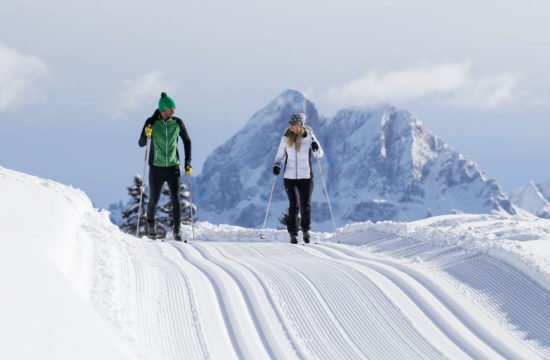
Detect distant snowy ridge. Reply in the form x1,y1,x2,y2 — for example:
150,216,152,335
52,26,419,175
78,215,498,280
511,180,550,218
195,89,514,230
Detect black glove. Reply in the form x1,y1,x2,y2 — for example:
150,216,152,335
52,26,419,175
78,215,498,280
273,165,280,175
311,141,319,152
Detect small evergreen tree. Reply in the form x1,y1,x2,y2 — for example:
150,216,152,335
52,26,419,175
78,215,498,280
279,209,300,230
120,175,148,236
158,183,197,231
180,182,198,225
119,174,166,238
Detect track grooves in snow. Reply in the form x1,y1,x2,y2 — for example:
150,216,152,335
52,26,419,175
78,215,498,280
283,244,444,359
231,244,366,359
209,243,368,359
129,242,209,359
257,245,369,358
341,232,550,357
217,243,447,359
169,242,272,360
115,239,548,359
191,242,301,359
283,245,467,359
443,254,550,357
315,243,541,359
297,244,490,359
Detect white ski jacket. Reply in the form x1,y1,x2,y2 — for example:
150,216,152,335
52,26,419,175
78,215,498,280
274,127,324,180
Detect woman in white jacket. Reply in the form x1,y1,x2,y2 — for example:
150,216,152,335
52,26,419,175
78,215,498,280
273,113,324,244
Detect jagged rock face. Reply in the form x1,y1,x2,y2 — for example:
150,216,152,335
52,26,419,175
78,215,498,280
194,89,515,230
318,105,514,224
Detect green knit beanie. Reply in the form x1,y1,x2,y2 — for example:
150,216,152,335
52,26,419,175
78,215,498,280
158,92,176,111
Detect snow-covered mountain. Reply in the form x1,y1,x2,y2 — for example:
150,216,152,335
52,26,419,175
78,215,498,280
194,89,324,228
510,180,550,218
195,89,515,229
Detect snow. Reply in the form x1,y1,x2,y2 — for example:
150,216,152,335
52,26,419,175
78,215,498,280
1,165,550,359
0,167,128,359
511,180,550,218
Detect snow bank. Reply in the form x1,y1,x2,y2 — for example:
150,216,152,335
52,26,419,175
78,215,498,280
176,221,333,243
331,213,550,292
0,166,130,359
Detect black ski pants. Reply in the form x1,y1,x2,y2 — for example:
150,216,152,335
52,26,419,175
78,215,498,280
284,178,314,235
147,165,181,229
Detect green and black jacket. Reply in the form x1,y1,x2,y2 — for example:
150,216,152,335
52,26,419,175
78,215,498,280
138,110,192,167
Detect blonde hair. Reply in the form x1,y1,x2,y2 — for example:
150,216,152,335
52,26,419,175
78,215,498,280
286,127,304,151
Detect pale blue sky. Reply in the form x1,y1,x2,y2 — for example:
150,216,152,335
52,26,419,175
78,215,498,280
1,0,549,208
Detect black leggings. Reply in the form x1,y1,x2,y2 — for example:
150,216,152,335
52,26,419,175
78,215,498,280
147,165,181,228
284,178,314,234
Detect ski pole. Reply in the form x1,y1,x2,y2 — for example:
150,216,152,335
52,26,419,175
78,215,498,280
136,136,150,237
260,174,278,240
314,153,338,238
187,174,195,242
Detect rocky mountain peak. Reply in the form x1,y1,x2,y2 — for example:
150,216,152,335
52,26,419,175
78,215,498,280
194,90,515,229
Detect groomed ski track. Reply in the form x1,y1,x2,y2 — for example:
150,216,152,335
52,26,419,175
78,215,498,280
122,239,550,360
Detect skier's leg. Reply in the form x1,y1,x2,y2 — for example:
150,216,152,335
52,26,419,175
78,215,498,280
146,166,164,236
297,178,314,242
167,166,182,239
284,178,299,243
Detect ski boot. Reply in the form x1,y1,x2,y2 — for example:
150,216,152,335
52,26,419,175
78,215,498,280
146,221,157,239
173,227,184,242
303,230,310,244
290,233,298,244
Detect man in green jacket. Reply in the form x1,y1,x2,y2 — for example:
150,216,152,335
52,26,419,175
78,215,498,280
139,92,192,241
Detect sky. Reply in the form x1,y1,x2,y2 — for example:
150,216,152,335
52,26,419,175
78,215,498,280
1,0,550,208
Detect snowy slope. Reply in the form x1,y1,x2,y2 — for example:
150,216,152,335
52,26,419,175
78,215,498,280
2,166,550,359
194,89,514,230
0,167,129,359
511,180,550,218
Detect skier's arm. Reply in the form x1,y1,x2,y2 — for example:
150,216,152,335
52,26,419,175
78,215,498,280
311,131,324,159
178,120,192,164
138,120,152,147
274,136,287,167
